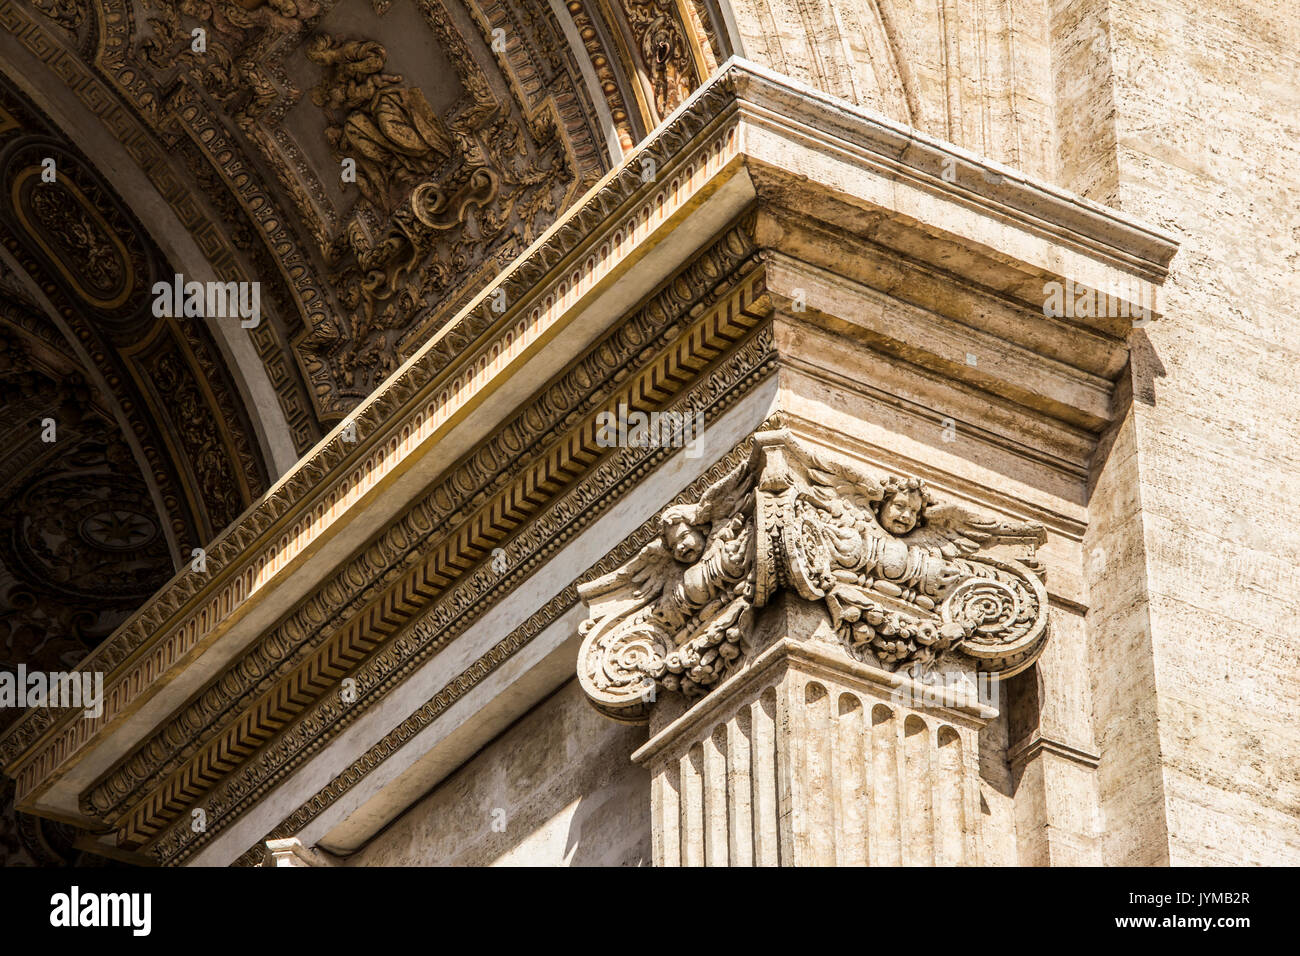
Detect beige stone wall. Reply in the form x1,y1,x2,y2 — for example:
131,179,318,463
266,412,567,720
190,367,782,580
344,682,650,866
1099,0,1300,865
717,0,1300,867
722,0,1057,178
1049,0,1121,201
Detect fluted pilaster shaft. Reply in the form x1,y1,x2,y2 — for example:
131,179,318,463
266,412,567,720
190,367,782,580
634,619,992,866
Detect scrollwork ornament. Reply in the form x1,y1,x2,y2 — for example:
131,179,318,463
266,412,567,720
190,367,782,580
579,619,671,722
576,430,1052,720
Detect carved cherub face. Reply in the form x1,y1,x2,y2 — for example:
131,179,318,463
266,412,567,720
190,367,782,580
661,509,706,564
878,489,925,536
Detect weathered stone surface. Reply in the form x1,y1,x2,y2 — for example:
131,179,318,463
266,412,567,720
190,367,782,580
343,682,650,867
3,0,1293,870
1094,0,1300,866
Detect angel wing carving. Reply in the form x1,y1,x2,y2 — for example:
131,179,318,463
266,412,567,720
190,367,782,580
904,501,1047,558
577,538,675,627
576,430,1051,721
577,460,758,720
804,456,885,520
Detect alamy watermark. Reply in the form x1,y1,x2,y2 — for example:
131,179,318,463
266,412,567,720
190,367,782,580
889,669,1000,711
50,887,150,936
0,666,103,718
595,402,705,458
152,274,260,327
1042,276,1158,325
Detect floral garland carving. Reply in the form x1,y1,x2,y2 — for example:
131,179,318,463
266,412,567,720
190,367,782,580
578,431,1050,721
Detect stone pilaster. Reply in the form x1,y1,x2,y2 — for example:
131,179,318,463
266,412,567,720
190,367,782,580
633,596,993,866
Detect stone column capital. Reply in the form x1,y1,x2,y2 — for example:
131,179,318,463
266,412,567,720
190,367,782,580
576,428,1049,722
261,838,337,867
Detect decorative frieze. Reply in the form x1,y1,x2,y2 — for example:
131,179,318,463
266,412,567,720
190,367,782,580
81,219,764,838
125,262,772,864
107,258,768,856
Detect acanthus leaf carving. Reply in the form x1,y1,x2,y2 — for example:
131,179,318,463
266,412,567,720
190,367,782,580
577,430,1050,721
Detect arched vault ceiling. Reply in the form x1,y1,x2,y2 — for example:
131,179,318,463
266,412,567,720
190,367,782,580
0,75,273,719
0,74,271,541
0,0,719,449
0,0,723,864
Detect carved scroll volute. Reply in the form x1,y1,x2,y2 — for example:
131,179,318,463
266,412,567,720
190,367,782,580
576,431,1052,721
939,559,1049,677
575,614,672,723
577,456,765,722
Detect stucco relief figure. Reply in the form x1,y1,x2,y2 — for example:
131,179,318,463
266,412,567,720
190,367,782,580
577,430,1051,721
578,465,757,721
307,35,454,212
304,33,502,387
788,461,1046,673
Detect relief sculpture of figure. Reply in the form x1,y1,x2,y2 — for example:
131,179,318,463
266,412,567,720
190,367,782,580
789,454,1047,673
307,34,454,212
577,463,756,720
577,430,1051,721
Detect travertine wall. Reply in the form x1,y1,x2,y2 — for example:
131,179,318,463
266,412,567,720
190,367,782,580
721,0,1300,866
1048,0,1121,201
1083,401,1168,864
723,0,1057,178
1095,0,1300,865
344,682,650,866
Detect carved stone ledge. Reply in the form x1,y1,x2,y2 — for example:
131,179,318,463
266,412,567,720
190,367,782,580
1007,731,1101,771
577,428,1049,723
78,220,763,841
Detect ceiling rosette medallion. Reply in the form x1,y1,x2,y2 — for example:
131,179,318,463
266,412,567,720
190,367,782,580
1,138,152,337
577,429,1050,721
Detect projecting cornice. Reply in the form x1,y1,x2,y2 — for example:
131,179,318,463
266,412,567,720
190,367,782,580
0,60,755,784
728,60,1177,280
0,59,1177,866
